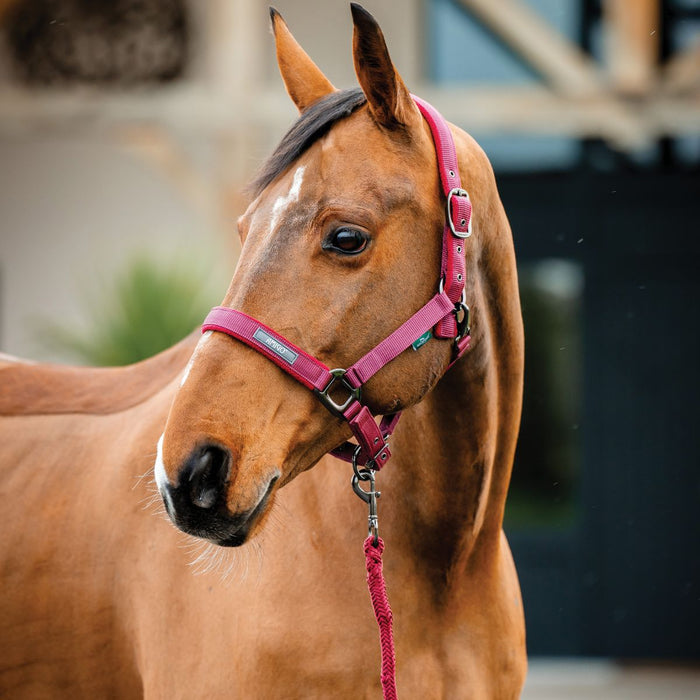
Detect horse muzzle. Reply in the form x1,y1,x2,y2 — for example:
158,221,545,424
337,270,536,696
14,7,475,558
156,440,279,547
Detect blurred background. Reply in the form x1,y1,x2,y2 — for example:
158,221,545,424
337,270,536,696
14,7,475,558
0,0,698,695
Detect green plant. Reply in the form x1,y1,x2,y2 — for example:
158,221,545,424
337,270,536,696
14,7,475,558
40,253,220,366
505,260,583,531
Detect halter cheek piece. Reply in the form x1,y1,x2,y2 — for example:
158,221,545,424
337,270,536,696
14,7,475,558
202,96,472,472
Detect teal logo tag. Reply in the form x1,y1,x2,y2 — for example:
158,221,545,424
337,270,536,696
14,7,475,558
411,330,432,352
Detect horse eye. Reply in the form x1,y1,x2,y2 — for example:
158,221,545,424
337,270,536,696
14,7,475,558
324,228,369,255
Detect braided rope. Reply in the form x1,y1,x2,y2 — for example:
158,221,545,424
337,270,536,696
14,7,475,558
363,536,398,699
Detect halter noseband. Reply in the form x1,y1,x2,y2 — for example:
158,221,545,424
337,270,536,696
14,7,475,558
202,96,472,471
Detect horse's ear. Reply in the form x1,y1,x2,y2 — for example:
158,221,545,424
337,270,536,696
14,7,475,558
270,7,336,113
350,3,421,131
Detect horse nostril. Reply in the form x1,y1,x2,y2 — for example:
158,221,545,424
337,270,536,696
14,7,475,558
186,444,230,509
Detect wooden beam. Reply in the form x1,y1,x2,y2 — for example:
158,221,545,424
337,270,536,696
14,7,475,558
456,0,606,97
419,87,700,142
603,0,659,95
2,86,698,149
118,124,242,262
455,0,650,148
117,126,214,217
662,40,700,96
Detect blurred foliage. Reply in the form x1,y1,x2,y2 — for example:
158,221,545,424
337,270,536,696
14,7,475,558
39,253,218,366
505,261,583,531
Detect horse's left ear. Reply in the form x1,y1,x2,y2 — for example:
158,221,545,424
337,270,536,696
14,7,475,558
271,8,336,113
350,3,421,131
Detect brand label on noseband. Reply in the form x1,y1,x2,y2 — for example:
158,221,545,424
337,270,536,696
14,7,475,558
411,330,433,351
253,327,299,365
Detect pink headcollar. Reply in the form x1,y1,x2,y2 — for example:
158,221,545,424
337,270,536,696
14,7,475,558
202,96,472,471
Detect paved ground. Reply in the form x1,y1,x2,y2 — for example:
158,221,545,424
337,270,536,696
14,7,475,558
521,659,700,699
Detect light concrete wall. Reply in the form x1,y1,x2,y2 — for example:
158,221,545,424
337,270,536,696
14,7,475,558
0,134,228,360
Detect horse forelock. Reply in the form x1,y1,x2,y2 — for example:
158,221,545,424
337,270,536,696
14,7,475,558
247,88,366,199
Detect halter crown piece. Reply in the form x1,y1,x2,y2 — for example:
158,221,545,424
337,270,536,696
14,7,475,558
202,96,473,472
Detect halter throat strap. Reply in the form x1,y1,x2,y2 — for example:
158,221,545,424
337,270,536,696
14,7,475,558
202,96,472,470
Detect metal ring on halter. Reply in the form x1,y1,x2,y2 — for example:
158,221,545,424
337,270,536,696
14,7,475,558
351,468,374,503
314,368,361,417
351,443,377,478
438,277,467,307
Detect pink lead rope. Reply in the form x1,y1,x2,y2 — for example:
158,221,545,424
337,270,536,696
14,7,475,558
202,96,471,699
364,536,397,700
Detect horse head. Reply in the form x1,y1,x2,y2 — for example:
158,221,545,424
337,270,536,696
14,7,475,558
155,5,484,546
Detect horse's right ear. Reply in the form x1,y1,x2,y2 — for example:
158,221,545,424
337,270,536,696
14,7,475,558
270,8,336,113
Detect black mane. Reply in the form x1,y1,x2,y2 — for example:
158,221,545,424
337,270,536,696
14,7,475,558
247,88,367,198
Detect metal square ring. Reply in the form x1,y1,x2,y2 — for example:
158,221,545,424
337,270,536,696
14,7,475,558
314,368,361,416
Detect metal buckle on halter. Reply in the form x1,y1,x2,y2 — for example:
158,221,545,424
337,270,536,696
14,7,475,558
446,187,472,238
314,368,361,417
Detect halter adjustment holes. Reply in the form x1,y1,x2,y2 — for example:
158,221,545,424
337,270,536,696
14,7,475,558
322,227,369,256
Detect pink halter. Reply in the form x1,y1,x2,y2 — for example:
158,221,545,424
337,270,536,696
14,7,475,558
202,96,472,471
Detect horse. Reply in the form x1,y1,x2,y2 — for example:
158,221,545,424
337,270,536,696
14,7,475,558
0,5,526,698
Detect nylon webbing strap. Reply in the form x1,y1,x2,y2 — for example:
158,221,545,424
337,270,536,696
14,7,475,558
412,95,472,339
202,307,332,392
344,292,454,388
201,95,472,471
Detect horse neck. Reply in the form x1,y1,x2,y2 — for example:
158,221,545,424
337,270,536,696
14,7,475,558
0,334,198,417
382,226,523,582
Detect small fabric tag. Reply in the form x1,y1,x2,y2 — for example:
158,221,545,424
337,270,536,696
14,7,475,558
411,330,432,351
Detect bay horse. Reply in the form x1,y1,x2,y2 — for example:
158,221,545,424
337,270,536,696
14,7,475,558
0,5,526,698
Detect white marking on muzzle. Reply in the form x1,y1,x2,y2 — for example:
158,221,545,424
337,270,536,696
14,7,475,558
180,330,213,388
269,165,305,234
154,433,171,503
